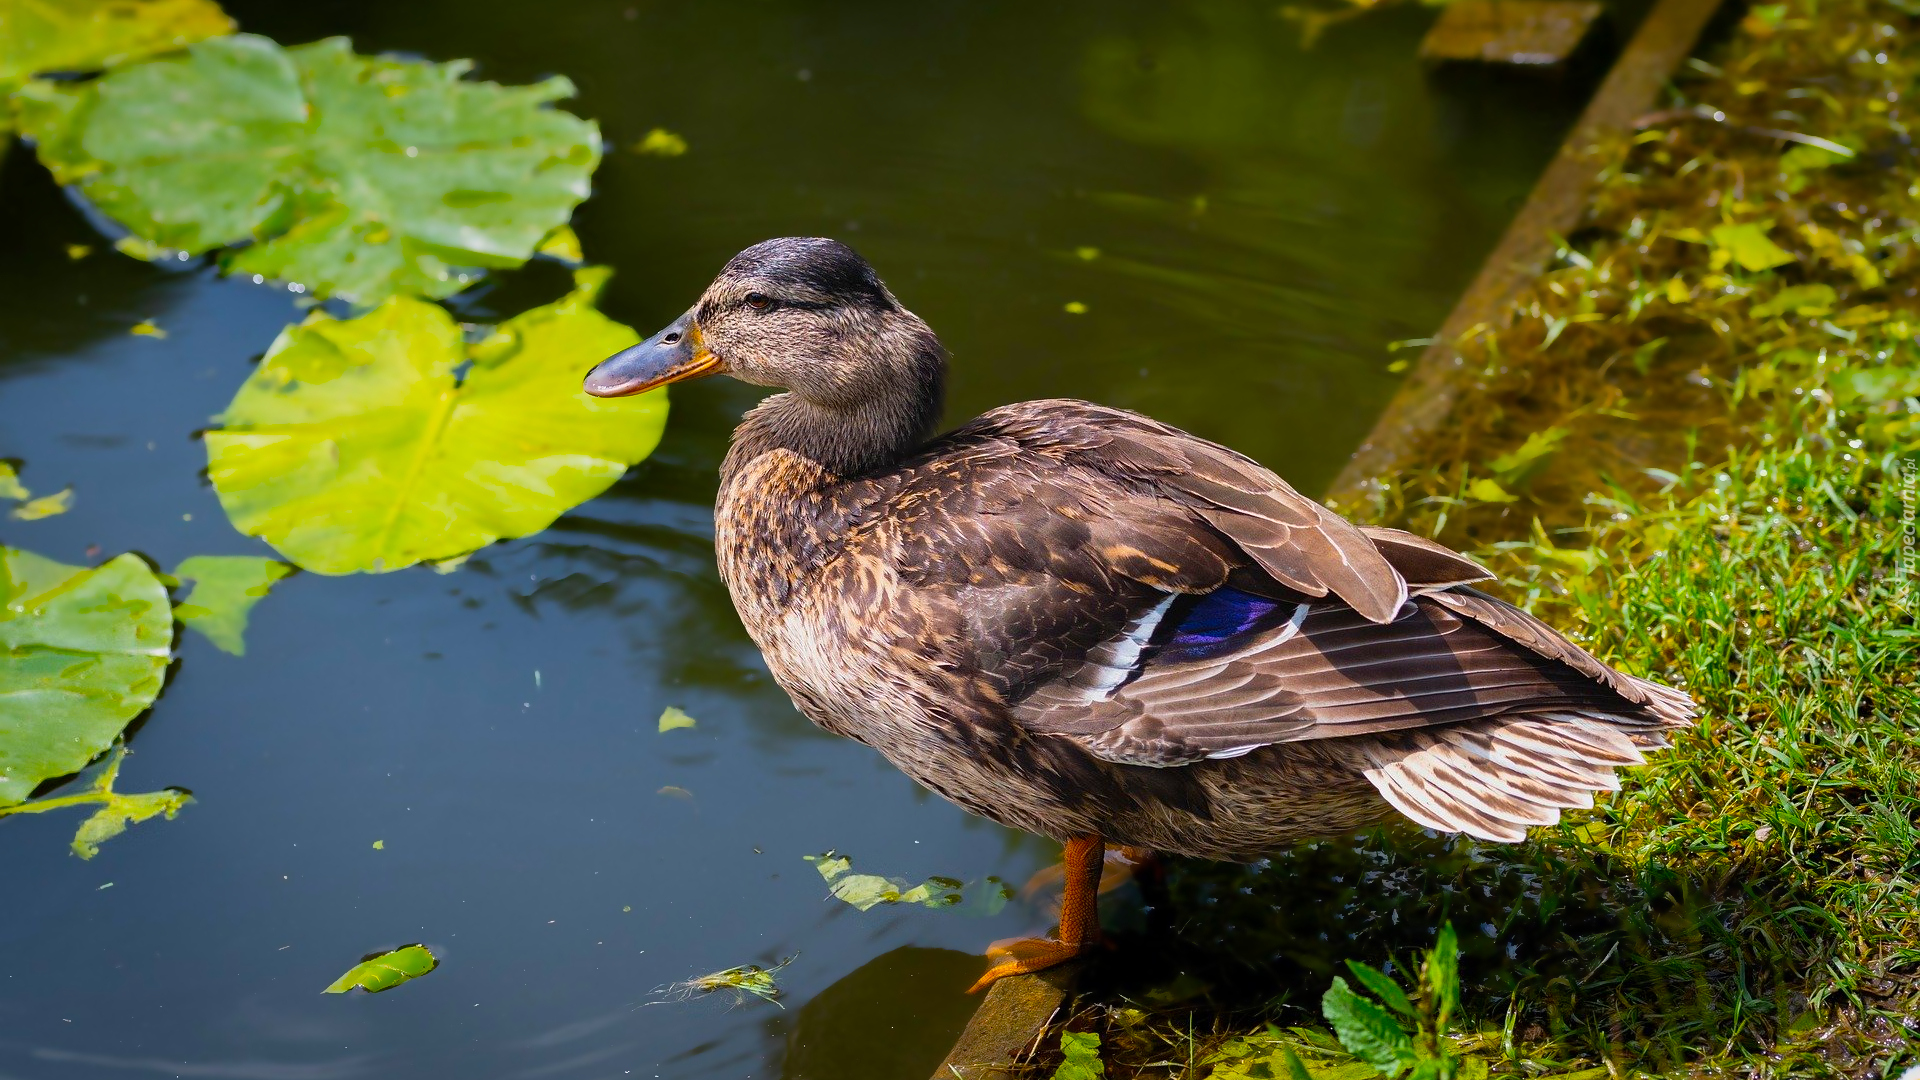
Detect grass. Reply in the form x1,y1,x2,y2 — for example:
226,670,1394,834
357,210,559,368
1032,0,1920,1074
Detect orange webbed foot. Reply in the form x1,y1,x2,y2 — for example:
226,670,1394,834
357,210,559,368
967,933,1099,993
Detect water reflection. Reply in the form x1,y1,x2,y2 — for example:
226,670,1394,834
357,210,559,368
774,947,983,1080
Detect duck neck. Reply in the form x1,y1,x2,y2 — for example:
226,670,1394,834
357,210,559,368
721,323,947,485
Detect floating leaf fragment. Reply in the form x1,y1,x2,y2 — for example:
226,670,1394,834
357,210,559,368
1710,223,1796,272
1075,246,1102,261
65,244,92,260
0,0,233,83
17,34,602,305
372,839,384,850
11,488,72,520
129,320,166,338
1063,301,1089,315
0,742,190,859
170,555,292,656
323,943,439,994
662,955,792,1008
0,548,171,806
804,850,972,912
204,267,664,574
657,706,697,733
632,127,688,156
0,463,27,501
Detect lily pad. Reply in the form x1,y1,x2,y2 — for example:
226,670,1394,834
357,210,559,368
323,943,438,994
0,741,191,858
0,0,232,84
0,548,171,806
171,555,292,655
15,33,601,305
204,267,665,575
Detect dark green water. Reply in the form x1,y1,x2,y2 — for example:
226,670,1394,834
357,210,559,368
0,2,1598,1076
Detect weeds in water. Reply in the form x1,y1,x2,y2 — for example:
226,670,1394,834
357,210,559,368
653,955,795,1010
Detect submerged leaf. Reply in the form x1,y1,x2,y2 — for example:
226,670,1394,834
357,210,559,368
323,944,439,993
1464,478,1517,504
204,268,665,574
1486,427,1568,487
0,548,171,806
171,555,293,655
1051,1031,1107,1079
657,706,697,733
1751,283,1836,318
632,127,688,156
17,34,601,305
0,0,232,83
1710,222,1796,272
10,487,72,519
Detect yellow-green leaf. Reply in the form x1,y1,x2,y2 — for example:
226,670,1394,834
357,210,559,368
171,555,293,655
1465,478,1517,504
1710,223,1796,272
323,944,439,994
0,462,28,501
0,549,171,806
632,127,688,156
0,0,232,84
204,268,666,575
657,706,697,733
10,487,71,519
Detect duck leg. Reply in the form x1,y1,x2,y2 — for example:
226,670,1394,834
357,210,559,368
968,833,1104,993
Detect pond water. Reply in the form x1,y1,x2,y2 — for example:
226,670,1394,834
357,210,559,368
0,1,1601,1076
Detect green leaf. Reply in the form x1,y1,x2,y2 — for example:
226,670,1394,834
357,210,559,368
1464,478,1517,504
323,943,439,993
1751,283,1837,319
803,850,968,912
0,548,171,807
17,33,601,305
0,0,232,84
657,706,697,733
0,462,29,500
1051,1031,1106,1079
1709,223,1796,272
10,487,71,519
1425,924,1460,1031
171,555,292,655
1487,427,1569,487
204,267,665,574
71,781,190,859
1343,960,1417,1018
1322,977,1415,1077
0,741,191,858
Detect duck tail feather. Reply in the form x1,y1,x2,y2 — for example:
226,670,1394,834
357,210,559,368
1359,709,1674,844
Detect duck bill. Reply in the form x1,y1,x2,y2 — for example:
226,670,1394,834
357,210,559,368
583,312,720,397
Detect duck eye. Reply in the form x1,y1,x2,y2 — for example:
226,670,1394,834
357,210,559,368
745,293,771,311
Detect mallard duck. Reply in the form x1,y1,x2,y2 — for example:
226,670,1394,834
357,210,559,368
583,238,1695,991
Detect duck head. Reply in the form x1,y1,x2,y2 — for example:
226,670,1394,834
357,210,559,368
584,237,947,476
584,237,943,404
